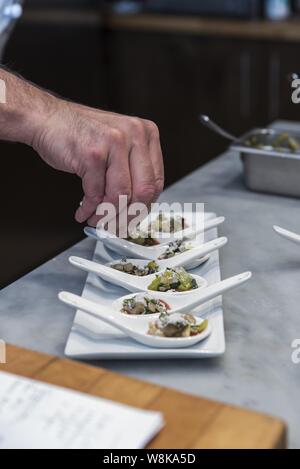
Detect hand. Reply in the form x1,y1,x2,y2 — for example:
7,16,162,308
32,98,165,226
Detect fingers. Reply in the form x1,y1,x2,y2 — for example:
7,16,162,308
105,132,132,208
75,116,164,228
75,150,106,223
144,120,165,200
87,130,132,228
98,115,164,205
128,118,161,207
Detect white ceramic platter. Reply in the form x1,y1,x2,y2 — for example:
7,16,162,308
64,213,226,360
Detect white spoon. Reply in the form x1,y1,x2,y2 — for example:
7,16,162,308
140,214,225,242
84,216,225,259
58,291,211,349
69,236,226,293
107,237,227,271
113,271,252,318
69,256,208,294
273,225,300,245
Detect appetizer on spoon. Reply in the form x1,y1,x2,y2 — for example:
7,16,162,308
108,236,227,272
84,216,225,259
140,212,217,241
113,271,252,318
69,236,227,290
69,257,207,294
58,291,211,348
144,212,188,234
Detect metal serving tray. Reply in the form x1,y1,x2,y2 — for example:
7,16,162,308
231,128,300,198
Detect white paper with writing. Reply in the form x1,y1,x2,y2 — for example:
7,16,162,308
0,371,164,449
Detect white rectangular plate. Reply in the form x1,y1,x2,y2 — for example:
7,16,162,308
65,213,226,360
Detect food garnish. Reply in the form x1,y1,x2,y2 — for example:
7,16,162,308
151,213,186,233
122,294,170,315
127,228,159,246
148,313,208,338
148,267,198,292
159,240,192,260
112,259,159,276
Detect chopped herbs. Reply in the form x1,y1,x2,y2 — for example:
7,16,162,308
148,267,198,292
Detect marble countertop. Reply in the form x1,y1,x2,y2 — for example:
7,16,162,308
1,121,300,447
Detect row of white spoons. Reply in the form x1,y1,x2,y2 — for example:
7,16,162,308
59,272,251,348
59,216,252,348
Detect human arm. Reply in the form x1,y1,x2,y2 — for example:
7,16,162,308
0,67,164,225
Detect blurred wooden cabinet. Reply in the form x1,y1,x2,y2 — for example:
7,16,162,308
105,31,269,185
105,27,300,185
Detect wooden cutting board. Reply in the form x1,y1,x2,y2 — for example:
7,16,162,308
0,344,286,449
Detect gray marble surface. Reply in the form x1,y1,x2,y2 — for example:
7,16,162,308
1,121,300,447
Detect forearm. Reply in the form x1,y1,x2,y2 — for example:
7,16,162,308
0,67,57,146
0,68,164,226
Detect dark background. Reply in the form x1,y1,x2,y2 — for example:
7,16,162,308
1,0,300,288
